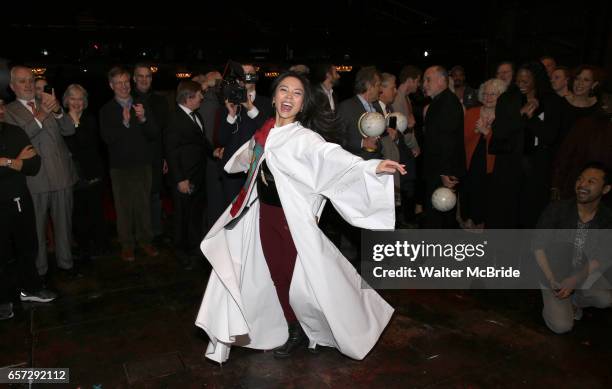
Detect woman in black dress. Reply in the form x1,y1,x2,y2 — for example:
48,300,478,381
62,84,109,261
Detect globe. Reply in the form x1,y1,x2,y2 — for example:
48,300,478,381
358,112,386,138
386,112,409,133
431,187,457,212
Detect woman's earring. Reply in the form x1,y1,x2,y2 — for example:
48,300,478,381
272,100,275,107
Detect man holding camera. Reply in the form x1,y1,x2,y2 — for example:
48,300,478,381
4,66,79,278
218,63,272,205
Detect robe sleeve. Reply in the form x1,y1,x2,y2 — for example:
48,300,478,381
269,130,395,230
223,139,254,174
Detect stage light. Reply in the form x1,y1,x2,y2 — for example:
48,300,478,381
424,51,429,57
41,49,49,56
264,72,280,78
176,72,192,79
335,65,353,73
31,67,47,76
150,66,159,73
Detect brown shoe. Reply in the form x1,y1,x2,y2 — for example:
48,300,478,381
141,244,159,257
121,248,135,262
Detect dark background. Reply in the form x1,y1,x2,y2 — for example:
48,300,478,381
1,0,611,108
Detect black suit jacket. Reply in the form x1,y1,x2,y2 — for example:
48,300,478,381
165,106,214,191
218,95,272,165
338,96,382,160
423,88,466,181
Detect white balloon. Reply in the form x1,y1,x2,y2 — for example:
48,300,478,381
431,187,457,212
386,112,409,133
358,112,386,138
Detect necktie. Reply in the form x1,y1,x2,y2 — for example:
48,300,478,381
27,101,37,116
190,111,203,131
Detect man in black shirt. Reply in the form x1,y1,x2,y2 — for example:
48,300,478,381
1,100,56,320
100,67,160,262
534,162,612,333
132,63,169,242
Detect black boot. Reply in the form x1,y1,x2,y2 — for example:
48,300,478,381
274,321,308,358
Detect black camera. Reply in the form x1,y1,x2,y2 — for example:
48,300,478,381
222,80,247,104
388,115,397,129
244,73,259,84
220,60,248,104
43,85,53,94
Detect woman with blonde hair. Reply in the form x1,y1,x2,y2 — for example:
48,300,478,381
460,78,507,230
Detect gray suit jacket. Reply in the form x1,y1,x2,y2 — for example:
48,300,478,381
4,100,78,193
337,95,383,160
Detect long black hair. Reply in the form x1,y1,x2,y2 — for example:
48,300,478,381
270,71,341,144
517,61,554,100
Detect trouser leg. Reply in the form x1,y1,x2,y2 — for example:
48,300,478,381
49,187,73,270
259,202,298,323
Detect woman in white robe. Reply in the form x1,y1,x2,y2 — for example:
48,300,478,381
196,71,405,363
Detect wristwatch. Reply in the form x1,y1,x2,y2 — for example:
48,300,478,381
5,159,12,167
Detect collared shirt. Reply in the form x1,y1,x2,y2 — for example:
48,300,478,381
321,84,335,111
179,104,202,131
115,96,133,128
357,94,375,113
378,101,391,114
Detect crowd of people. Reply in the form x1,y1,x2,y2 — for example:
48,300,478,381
1,56,611,350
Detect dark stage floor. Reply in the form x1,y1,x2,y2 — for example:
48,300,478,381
2,243,611,388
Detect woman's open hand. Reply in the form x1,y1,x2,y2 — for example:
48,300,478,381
376,160,406,175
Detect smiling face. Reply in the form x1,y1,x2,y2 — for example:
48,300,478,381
482,84,501,109
110,73,131,100
67,89,85,114
516,69,535,96
273,76,305,126
575,168,610,204
572,69,597,98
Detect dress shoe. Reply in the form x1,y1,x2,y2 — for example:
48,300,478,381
121,248,135,262
274,321,308,358
141,244,159,257
20,288,57,303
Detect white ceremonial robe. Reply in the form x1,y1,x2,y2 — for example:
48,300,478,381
195,121,395,363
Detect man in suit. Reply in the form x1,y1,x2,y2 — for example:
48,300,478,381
422,65,466,228
166,81,215,268
338,66,382,160
132,63,169,242
100,66,160,262
218,63,272,206
4,66,78,277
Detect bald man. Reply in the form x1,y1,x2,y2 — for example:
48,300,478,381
421,65,466,228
